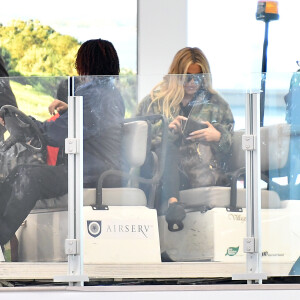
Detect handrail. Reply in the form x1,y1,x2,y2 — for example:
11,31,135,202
94,114,168,210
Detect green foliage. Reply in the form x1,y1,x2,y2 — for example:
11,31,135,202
0,20,138,120
0,20,80,76
4,247,11,262
117,71,137,118
9,77,138,122
0,47,17,75
10,80,56,121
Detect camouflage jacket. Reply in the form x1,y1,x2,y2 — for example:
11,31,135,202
136,90,234,187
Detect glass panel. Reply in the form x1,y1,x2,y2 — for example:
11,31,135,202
208,73,247,271
0,76,68,264
74,74,247,279
259,72,300,277
74,75,144,266
7,72,300,281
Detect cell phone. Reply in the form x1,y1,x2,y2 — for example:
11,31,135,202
182,118,207,138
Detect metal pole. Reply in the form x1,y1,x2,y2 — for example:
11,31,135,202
67,80,77,284
232,92,266,283
54,77,88,285
245,93,263,283
260,21,269,127
75,88,84,284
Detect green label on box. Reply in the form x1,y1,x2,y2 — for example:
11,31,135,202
225,246,239,256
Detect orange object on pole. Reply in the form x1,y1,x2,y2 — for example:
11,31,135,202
265,1,278,14
256,1,279,22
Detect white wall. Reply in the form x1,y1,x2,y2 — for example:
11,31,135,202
137,0,188,99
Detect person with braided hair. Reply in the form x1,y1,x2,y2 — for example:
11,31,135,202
0,39,125,246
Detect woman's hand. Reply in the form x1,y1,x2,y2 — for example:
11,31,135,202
48,99,68,115
186,121,221,142
168,116,188,133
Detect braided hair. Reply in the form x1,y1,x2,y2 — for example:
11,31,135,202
75,39,120,76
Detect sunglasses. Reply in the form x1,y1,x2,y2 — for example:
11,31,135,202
185,73,203,84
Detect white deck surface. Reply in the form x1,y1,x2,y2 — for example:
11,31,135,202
0,262,293,280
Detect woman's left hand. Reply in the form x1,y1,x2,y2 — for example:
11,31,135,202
186,121,221,142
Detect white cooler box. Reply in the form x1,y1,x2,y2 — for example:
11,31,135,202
17,206,161,264
159,200,300,264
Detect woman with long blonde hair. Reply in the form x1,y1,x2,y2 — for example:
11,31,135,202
147,47,214,118
137,47,234,231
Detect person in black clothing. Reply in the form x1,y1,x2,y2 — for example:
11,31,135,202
0,39,125,245
0,55,17,108
0,55,18,140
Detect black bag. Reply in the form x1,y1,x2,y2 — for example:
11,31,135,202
0,143,45,182
179,142,229,188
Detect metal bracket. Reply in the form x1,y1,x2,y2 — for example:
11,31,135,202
92,205,109,211
54,275,89,283
232,273,267,281
65,138,79,154
244,237,256,253
226,206,243,212
65,239,78,255
242,134,256,151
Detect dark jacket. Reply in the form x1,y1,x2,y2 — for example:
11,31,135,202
37,77,125,186
0,78,17,108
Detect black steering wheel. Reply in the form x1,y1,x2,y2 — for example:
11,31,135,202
0,105,47,156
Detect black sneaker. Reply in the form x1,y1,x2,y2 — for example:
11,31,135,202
165,202,186,232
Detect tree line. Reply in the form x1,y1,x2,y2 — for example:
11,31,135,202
0,19,137,116
0,19,80,76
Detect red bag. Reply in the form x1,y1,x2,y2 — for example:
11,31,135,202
46,114,60,166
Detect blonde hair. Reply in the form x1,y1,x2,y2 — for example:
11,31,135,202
149,47,214,118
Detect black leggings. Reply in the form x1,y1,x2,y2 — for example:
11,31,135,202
159,141,191,213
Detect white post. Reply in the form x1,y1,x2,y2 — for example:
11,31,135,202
232,92,266,283
54,77,88,286
137,0,188,100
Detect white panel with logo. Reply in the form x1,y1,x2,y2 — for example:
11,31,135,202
84,206,161,264
16,206,161,264
159,200,300,265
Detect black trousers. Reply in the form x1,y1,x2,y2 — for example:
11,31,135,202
0,164,68,245
141,140,189,214
159,141,191,212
